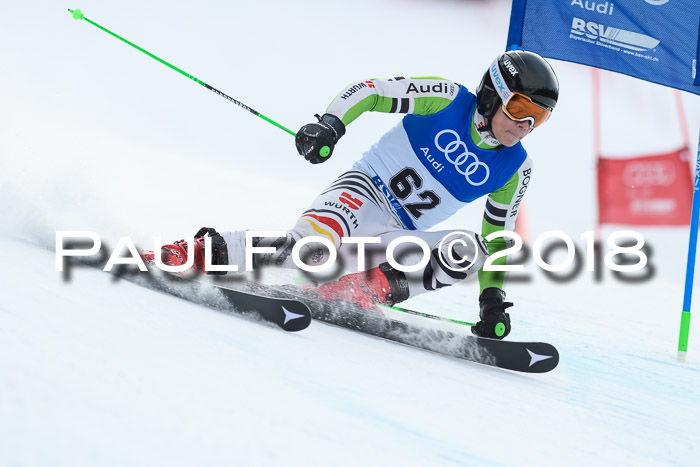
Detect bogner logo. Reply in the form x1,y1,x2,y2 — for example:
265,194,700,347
571,0,614,15
406,82,451,95
421,129,490,186
571,17,660,52
510,167,531,217
502,58,518,77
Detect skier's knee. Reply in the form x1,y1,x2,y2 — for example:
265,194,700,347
436,231,489,273
472,233,489,270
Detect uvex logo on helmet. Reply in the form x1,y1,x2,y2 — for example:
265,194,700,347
490,63,511,100
502,58,518,77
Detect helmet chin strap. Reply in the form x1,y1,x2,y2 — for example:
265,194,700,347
476,119,493,135
473,109,501,147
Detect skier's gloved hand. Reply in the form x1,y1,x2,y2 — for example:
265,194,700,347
472,287,512,339
295,113,345,164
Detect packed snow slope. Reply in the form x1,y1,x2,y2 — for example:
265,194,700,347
2,0,700,466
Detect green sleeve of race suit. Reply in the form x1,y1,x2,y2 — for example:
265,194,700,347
325,77,460,126
478,157,533,294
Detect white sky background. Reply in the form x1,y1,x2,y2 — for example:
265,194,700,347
1,0,698,240
1,1,700,465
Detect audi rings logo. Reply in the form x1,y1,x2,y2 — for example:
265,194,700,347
435,129,490,186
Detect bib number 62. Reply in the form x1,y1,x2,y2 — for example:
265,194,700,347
389,167,441,218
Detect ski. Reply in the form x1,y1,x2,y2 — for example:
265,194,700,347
200,281,312,332
157,275,311,332
376,303,558,372
309,300,558,373
106,267,312,332
90,253,553,364
243,282,559,373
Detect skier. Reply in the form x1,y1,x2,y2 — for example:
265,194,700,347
147,50,559,339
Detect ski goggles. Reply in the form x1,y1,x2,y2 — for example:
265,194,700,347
489,57,552,128
501,91,552,128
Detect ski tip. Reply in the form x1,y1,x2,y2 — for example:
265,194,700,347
677,350,687,362
70,9,85,21
280,303,312,332
517,344,559,373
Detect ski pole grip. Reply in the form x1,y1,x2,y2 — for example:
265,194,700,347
70,9,85,20
494,322,506,337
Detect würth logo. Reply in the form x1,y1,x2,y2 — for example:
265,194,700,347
339,192,363,210
340,82,368,100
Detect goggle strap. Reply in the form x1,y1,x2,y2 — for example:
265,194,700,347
488,57,513,103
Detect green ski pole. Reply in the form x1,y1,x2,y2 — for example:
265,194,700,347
68,9,299,139
379,305,484,331
378,305,509,337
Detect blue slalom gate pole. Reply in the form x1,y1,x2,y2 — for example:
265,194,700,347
679,131,700,361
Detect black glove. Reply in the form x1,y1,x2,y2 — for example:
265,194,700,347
295,113,345,164
471,287,512,339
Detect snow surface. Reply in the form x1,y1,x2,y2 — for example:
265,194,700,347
2,0,700,465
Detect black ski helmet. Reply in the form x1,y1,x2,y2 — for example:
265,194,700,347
476,50,559,123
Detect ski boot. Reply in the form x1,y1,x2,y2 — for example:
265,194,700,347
140,227,229,274
471,287,512,339
307,262,410,309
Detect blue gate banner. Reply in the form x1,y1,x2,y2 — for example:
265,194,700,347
506,0,700,95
